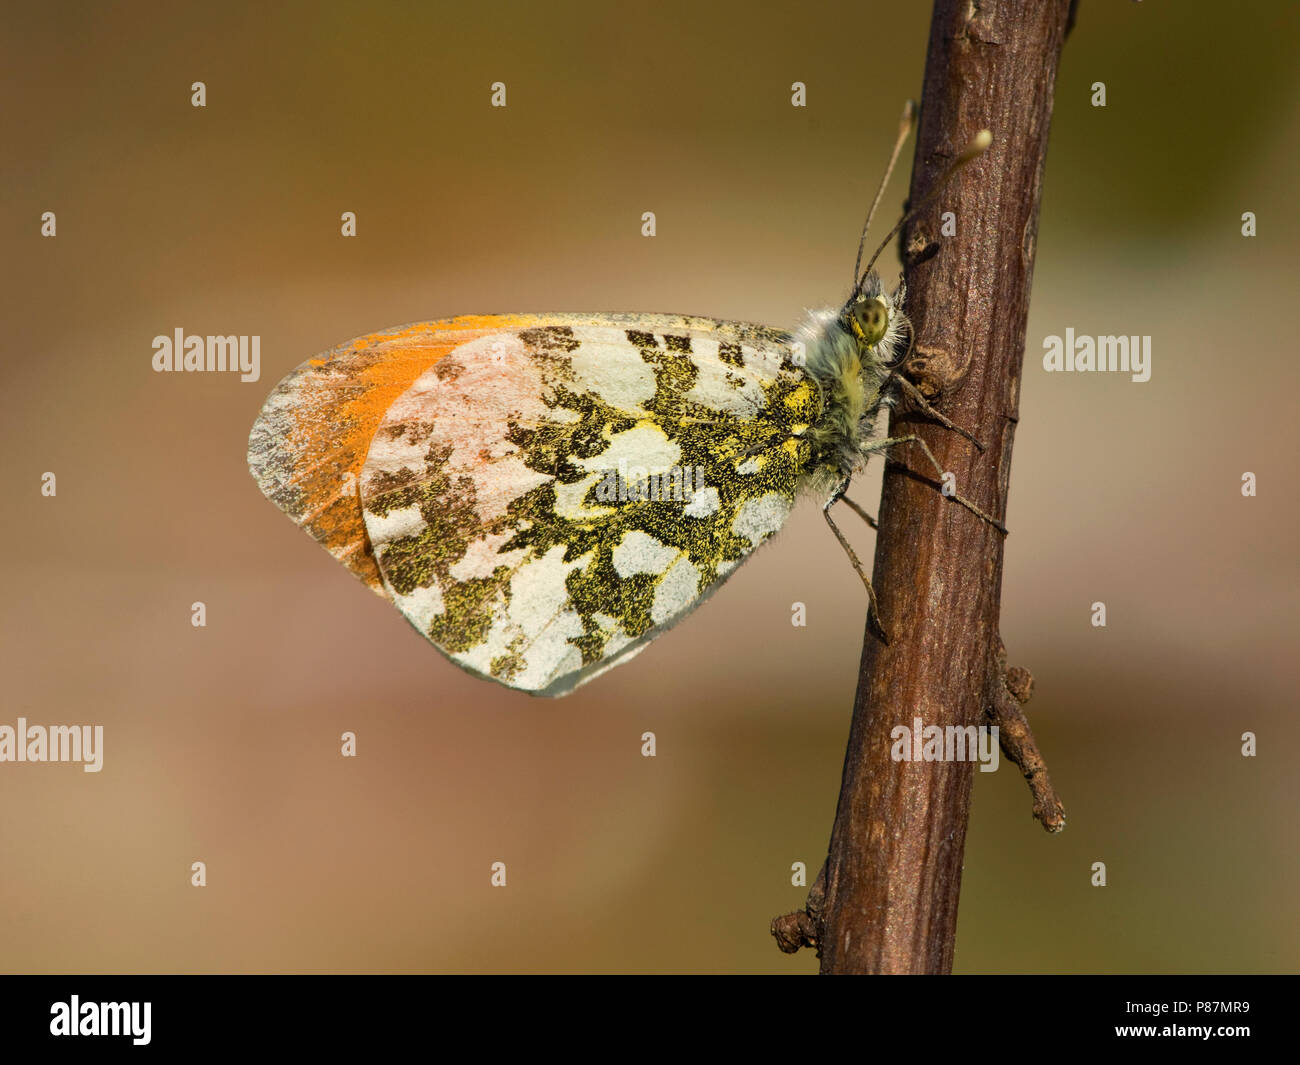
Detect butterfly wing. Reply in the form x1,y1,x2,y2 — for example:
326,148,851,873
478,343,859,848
249,313,819,696
247,316,542,592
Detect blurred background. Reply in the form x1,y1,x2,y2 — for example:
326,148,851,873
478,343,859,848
1,0,1296,973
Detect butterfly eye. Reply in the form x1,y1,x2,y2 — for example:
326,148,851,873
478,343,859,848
851,297,890,346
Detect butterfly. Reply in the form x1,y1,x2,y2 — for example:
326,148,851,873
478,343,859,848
247,105,1001,696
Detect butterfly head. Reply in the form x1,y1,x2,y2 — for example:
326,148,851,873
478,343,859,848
840,279,910,372
846,292,890,349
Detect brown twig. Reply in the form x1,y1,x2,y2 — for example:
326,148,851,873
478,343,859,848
772,0,1072,972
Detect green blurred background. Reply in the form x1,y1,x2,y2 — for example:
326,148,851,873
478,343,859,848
1,0,1296,973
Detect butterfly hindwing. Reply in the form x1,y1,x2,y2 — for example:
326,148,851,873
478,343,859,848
351,313,819,695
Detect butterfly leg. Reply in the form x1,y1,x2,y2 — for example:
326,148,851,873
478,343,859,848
823,479,890,643
839,494,878,530
890,371,984,453
863,433,1008,535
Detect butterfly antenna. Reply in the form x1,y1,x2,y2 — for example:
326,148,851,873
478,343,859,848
852,100,917,288
856,127,993,291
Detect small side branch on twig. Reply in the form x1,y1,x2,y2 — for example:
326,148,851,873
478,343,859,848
771,863,826,956
989,643,1065,833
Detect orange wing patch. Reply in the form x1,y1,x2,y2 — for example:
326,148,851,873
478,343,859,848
248,315,541,591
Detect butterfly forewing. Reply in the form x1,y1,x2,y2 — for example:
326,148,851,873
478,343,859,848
247,316,535,591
